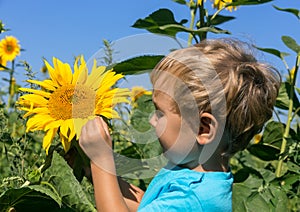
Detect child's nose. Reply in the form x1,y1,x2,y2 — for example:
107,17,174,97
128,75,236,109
149,113,157,127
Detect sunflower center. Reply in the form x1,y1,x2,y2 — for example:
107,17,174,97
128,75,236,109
6,44,13,53
48,84,96,120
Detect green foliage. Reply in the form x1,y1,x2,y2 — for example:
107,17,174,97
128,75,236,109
1,1,300,211
255,46,289,60
228,0,273,6
0,187,61,212
132,9,188,38
114,95,165,189
113,55,164,75
42,152,96,211
0,152,96,211
273,5,300,20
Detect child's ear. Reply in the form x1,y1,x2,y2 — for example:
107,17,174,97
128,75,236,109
196,112,218,145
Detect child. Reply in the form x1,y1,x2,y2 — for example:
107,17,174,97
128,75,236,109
79,38,281,211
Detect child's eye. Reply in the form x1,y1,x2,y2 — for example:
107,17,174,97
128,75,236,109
155,110,164,119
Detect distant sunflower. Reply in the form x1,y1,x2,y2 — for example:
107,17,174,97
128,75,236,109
212,0,236,11
0,56,7,70
0,36,20,61
18,56,130,154
131,86,152,103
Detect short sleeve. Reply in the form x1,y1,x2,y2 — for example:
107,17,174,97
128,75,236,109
138,186,203,212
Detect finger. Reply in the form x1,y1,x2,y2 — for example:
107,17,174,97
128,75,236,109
99,117,110,137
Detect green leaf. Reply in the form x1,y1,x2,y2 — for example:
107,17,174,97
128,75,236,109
273,5,300,20
44,151,96,212
276,82,300,115
172,0,187,5
228,0,273,6
160,24,231,35
287,161,300,174
232,183,251,211
131,109,152,132
242,173,264,189
276,82,290,110
132,9,187,37
0,20,6,34
233,167,262,183
282,36,300,54
258,168,276,183
0,187,62,212
208,14,235,25
130,95,154,132
296,87,300,95
268,185,288,211
279,173,300,191
113,55,164,75
29,184,62,207
233,180,288,211
246,192,270,211
255,46,289,60
247,144,280,161
262,121,284,148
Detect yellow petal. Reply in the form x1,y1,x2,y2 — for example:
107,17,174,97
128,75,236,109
44,59,60,87
19,88,51,98
19,94,48,106
68,120,76,142
43,128,58,155
60,134,72,152
73,118,90,139
72,56,85,84
43,79,58,88
23,107,49,118
26,114,53,132
95,108,119,119
86,61,106,89
76,61,88,85
53,58,73,85
27,79,56,91
44,120,63,131
95,72,124,94
60,119,72,139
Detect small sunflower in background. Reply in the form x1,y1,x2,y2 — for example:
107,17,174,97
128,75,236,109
212,0,237,12
0,36,20,62
253,134,262,144
0,56,7,70
17,56,130,154
130,86,152,107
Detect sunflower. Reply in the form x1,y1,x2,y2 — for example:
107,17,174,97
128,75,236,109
196,0,206,6
0,56,7,70
212,0,236,12
17,56,130,154
131,86,152,103
0,36,20,61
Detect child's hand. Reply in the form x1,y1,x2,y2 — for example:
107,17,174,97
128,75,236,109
79,116,113,164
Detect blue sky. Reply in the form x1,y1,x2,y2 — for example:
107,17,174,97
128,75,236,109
0,0,299,89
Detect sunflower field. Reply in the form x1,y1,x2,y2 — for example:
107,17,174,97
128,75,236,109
0,0,299,211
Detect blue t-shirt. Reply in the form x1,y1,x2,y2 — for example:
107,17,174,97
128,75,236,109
138,165,233,212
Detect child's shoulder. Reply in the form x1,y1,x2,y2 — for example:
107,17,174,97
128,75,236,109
155,165,233,188
138,166,233,211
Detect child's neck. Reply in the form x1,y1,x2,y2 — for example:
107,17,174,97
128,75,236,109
178,154,229,172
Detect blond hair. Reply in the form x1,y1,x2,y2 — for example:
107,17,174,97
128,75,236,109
151,38,281,156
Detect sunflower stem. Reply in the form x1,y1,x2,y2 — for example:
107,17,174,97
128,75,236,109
275,55,299,177
187,1,197,46
7,60,15,111
73,140,90,167
198,0,207,41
